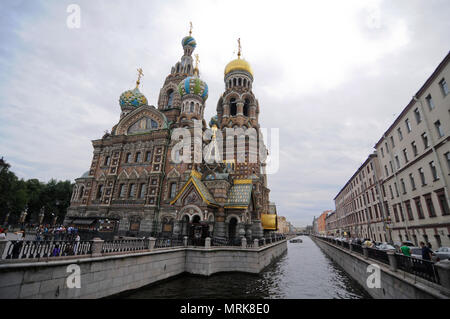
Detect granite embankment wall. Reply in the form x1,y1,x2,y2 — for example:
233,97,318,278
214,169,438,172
0,240,287,299
312,237,450,299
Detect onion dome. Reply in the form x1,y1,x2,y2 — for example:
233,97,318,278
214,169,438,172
182,36,197,49
178,76,208,101
209,115,219,128
119,87,148,109
224,58,253,77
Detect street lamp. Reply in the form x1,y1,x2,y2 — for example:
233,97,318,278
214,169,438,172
39,207,45,226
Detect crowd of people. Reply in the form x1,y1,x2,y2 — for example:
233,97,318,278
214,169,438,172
34,225,79,241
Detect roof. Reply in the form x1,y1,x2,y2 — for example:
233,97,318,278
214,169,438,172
225,179,253,209
261,214,277,230
170,170,218,207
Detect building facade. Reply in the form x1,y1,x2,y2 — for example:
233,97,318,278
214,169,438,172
66,31,276,241
331,52,450,248
374,52,450,248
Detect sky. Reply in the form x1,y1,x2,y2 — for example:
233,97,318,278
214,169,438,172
0,0,449,227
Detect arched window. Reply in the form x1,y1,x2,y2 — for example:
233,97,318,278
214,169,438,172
176,63,180,73
190,102,194,113
187,64,191,74
228,80,231,88
233,78,237,86
230,98,237,116
97,185,104,199
238,78,242,86
167,89,174,108
243,98,250,117
195,103,199,113
243,79,247,87
78,186,84,199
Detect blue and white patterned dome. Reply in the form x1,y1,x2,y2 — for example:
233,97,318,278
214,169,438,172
181,36,196,49
178,76,208,101
119,87,148,109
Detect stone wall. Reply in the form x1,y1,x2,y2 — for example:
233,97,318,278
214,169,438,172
312,237,450,299
0,240,287,299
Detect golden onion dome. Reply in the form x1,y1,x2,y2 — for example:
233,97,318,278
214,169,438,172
224,58,253,77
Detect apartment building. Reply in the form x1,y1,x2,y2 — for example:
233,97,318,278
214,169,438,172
374,52,450,248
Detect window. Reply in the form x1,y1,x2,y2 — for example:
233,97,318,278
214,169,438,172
397,128,403,141
434,120,444,138
389,185,394,199
385,142,389,153
125,153,131,163
167,89,174,108
139,184,146,199
390,136,395,148
405,200,414,221
436,189,450,216
381,147,384,158
190,102,194,113
97,185,104,199
78,186,84,199
445,152,450,171
393,205,399,223
403,149,409,163
128,184,136,198
419,167,426,185
425,94,435,110
414,108,422,124
145,151,152,162
230,98,237,116
401,178,406,194
429,161,439,180
439,78,449,96
414,197,424,219
104,156,111,166
170,182,177,198
394,182,399,197
409,173,416,190
135,152,141,162
411,141,418,156
405,118,412,133
118,184,125,198
384,165,389,177
421,132,429,149
395,155,400,169
424,194,436,217
389,161,394,174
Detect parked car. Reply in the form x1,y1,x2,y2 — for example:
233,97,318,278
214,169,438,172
433,247,450,262
376,243,396,251
410,247,423,259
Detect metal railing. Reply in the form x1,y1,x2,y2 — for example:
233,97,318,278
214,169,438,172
3,240,92,260
102,239,147,253
154,237,184,249
367,247,389,265
395,254,440,284
211,237,241,247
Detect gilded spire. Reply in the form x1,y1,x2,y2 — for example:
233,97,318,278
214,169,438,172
194,54,200,76
237,38,241,59
136,68,144,88
189,21,193,36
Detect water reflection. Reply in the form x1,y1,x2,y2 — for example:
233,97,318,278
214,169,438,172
120,236,371,299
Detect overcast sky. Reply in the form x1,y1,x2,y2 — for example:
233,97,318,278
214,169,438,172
1,0,449,227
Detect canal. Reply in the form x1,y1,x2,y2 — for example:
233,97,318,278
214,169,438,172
119,236,371,299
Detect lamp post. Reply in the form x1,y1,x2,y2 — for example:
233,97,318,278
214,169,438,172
51,213,56,227
39,207,45,226
20,206,28,229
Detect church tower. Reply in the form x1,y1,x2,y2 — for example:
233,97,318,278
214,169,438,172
157,23,198,124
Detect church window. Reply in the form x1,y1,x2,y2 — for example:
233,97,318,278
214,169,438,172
187,64,191,74
104,156,111,166
97,185,104,199
118,184,125,198
128,184,136,198
125,153,131,163
238,78,242,86
145,151,152,162
230,98,237,116
135,152,141,162
233,78,237,86
167,89,174,108
190,102,194,113
243,79,247,87
139,184,147,198
127,117,158,134
169,182,177,198
243,99,250,116
78,186,84,199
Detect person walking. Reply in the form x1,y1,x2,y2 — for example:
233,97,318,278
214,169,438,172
73,234,80,255
400,243,411,257
420,241,433,261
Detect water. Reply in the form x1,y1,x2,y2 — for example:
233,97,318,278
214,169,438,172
120,236,371,299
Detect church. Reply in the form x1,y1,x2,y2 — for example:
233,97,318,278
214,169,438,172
65,27,277,241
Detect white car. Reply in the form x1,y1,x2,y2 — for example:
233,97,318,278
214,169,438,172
433,247,450,262
376,243,396,251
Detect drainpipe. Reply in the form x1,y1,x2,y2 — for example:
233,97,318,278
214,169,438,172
413,95,450,212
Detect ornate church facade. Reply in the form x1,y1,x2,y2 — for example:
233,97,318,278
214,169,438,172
66,30,276,241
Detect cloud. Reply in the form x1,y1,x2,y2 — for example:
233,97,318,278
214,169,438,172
0,0,449,227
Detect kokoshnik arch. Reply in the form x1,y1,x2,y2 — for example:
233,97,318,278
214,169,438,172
65,27,278,241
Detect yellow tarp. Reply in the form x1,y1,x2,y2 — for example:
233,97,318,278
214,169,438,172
261,214,277,230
